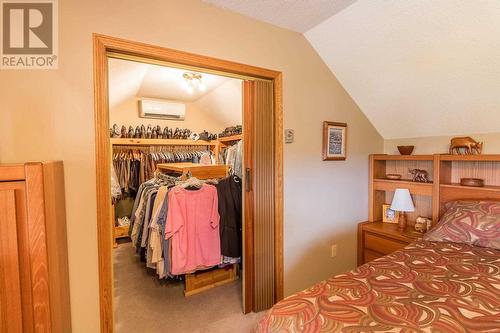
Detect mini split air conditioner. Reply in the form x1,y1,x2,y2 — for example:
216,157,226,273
138,98,186,121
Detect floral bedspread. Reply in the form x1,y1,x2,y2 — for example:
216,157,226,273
255,240,500,332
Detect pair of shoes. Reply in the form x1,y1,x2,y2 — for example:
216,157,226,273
110,124,121,138
218,125,242,138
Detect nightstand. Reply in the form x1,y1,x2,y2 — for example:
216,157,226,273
357,221,421,266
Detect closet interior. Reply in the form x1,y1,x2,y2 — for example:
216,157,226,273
108,57,245,326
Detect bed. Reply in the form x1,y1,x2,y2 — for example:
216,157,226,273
256,201,500,332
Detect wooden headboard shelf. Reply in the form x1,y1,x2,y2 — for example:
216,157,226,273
369,154,500,225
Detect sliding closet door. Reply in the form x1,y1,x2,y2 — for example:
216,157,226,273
243,79,275,313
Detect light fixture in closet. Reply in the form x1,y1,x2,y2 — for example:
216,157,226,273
182,72,206,94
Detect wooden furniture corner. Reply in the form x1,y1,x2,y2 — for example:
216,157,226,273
362,153,500,265
358,221,421,266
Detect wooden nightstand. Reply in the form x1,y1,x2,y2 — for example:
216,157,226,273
357,221,421,266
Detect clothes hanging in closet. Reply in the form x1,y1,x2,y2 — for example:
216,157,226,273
113,146,213,194
216,175,242,258
219,140,242,177
128,173,242,279
166,184,220,275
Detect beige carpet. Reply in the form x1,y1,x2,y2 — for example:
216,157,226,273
113,242,264,333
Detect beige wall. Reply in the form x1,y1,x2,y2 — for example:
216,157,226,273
109,80,242,134
385,132,500,155
0,0,383,331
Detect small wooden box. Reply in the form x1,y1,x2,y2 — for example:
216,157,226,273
114,225,129,239
184,264,238,296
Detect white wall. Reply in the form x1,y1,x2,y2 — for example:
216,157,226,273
109,80,242,133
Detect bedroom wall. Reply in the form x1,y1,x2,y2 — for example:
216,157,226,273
0,0,383,331
109,80,242,133
385,132,500,155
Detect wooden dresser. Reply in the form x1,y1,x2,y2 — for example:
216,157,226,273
357,221,421,266
0,162,71,332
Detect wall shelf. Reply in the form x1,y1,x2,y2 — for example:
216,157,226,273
372,154,434,161
440,183,500,193
110,138,218,146
373,179,433,196
439,154,500,161
218,134,242,143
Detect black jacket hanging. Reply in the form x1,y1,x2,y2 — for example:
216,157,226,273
215,176,242,257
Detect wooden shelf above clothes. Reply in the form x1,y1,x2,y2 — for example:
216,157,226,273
110,138,218,146
157,163,229,180
217,134,243,143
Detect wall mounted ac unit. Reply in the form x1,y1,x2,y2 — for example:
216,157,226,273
138,98,186,121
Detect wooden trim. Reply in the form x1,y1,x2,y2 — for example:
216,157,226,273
0,187,23,332
0,164,26,181
322,121,347,161
93,34,284,330
41,161,72,333
93,35,114,333
95,34,280,80
24,163,52,332
273,73,284,302
431,154,441,222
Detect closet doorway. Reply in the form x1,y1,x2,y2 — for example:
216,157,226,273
93,34,283,332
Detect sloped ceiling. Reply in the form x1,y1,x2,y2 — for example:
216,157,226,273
203,0,356,32
204,0,500,139
108,58,232,109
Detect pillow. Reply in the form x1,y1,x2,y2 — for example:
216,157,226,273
423,200,500,249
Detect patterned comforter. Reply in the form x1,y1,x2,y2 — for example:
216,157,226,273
256,240,500,332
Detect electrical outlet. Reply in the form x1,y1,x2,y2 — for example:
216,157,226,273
330,244,337,258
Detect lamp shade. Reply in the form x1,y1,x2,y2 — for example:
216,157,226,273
390,189,415,212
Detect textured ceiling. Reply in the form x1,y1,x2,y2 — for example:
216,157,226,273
202,0,356,32
305,0,500,138
108,58,231,108
203,0,500,139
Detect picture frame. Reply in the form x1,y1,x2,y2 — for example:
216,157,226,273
322,121,347,161
382,204,399,223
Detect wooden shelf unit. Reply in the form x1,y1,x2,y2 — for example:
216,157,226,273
369,154,500,225
110,138,218,146
435,154,500,217
357,221,421,265
369,154,435,224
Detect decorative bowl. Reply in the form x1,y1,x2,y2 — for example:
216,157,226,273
386,174,402,180
397,145,414,155
460,178,484,187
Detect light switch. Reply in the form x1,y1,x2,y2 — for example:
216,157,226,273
285,129,294,143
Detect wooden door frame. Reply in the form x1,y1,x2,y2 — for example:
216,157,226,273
93,34,283,332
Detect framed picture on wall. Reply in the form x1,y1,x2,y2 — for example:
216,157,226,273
322,121,347,161
382,204,399,223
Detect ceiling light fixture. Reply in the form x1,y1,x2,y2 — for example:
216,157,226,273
182,72,205,94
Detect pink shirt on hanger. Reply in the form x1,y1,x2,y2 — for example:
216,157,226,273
165,184,221,275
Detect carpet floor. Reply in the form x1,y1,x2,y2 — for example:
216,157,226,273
113,242,264,333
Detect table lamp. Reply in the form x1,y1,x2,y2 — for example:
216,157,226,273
390,188,415,230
